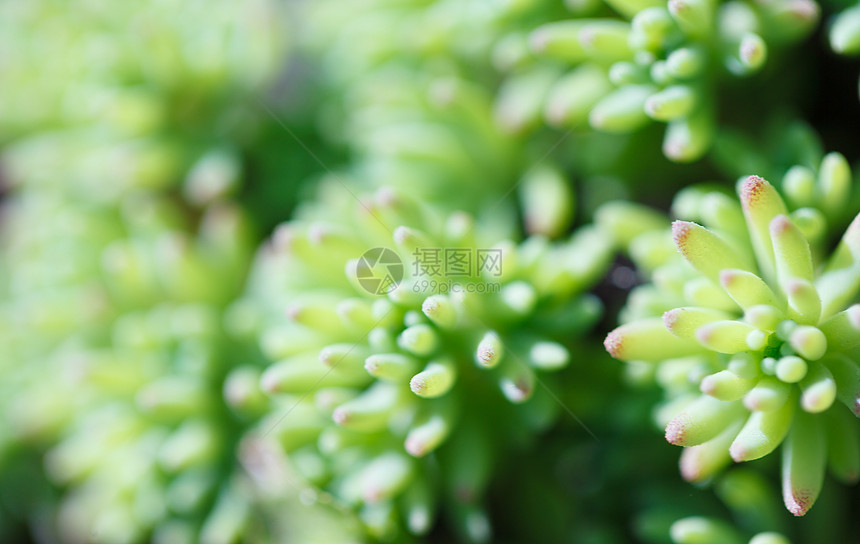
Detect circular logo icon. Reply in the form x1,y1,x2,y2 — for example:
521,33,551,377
355,247,404,295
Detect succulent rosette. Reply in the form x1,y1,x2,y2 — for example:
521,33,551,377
603,152,860,515
502,0,818,162
235,179,611,541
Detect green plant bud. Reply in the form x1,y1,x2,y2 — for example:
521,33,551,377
663,108,714,162
589,84,655,133
519,165,575,238
817,152,851,217
781,410,824,516
670,516,745,544
645,86,697,121
744,377,791,412
578,21,634,61
286,301,343,335
680,419,743,482
665,395,745,446
718,1,759,39
668,0,713,38
405,403,456,457
781,166,816,208
775,356,807,383
697,320,764,353
320,344,372,373
528,341,570,370
799,362,836,413
529,21,592,63
730,392,796,462
701,370,756,401
749,533,791,544
261,354,369,394
821,355,860,416
410,359,456,398
770,215,814,287
664,307,732,340
787,325,826,360
730,33,767,74
397,324,439,357
631,7,675,51
673,221,753,283
830,5,860,55
359,452,414,503
421,294,459,329
784,279,820,325
666,47,706,79
365,353,421,383
333,383,402,432
497,357,536,403
606,318,703,362
740,176,789,284
499,281,539,316
476,331,505,368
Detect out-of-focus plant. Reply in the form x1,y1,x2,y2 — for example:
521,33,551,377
517,0,819,162
233,175,612,541
0,0,282,141
0,0,300,541
602,151,860,516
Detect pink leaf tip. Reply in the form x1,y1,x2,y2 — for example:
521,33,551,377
604,330,624,358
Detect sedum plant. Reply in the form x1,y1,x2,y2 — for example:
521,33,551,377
236,179,612,541
602,152,860,516
0,0,297,541
0,165,262,542
0,0,282,142
496,0,819,162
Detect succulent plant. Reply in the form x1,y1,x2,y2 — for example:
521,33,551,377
603,152,860,516
0,0,284,142
0,165,264,541
235,177,611,541
495,0,819,162
0,1,297,541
